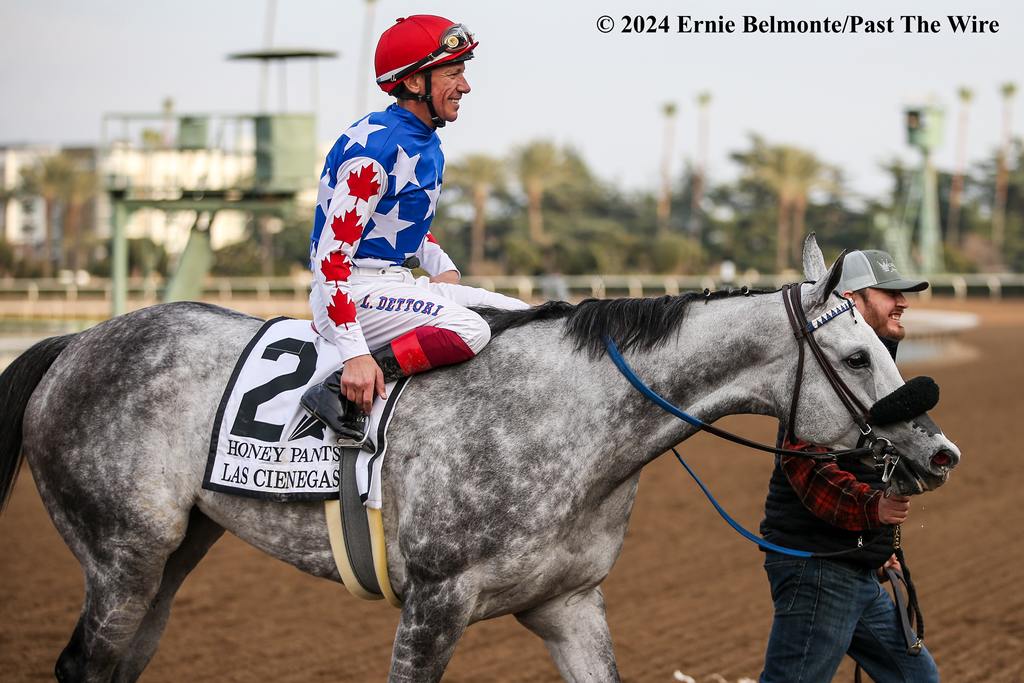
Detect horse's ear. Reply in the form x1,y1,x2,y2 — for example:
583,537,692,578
805,250,848,308
802,233,827,281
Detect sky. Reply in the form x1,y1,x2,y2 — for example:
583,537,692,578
1,0,1021,199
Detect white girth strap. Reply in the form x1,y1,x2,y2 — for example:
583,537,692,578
324,500,402,607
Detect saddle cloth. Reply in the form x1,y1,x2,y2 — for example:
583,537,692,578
203,317,409,507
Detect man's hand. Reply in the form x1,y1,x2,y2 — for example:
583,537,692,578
878,553,902,581
341,354,386,414
878,493,911,525
430,269,460,284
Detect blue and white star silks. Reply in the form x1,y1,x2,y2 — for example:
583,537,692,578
317,171,333,215
391,145,421,193
309,104,458,362
366,203,414,249
423,183,441,219
343,115,386,153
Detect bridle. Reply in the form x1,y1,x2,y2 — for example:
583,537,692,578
605,282,901,478
781,282,900,481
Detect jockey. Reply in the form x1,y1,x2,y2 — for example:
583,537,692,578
302,15,529,445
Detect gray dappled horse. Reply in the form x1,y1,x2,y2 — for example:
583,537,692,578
0,237,959,682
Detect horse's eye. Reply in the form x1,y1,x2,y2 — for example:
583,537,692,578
845,351,870,369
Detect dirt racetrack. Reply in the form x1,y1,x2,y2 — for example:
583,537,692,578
1,298,1022,682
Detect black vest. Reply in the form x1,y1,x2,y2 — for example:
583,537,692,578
760,451,896,569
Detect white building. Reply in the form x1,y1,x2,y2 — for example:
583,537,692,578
2,112,320,274
0,144,59,249
102,140,256,251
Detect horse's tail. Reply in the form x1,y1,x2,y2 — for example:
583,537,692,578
0,334,76,513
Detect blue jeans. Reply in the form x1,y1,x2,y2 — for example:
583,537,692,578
760,552,939,682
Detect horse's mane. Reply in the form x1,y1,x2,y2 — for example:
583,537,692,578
475,288,774,358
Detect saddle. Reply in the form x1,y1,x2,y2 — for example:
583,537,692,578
204,317,411,606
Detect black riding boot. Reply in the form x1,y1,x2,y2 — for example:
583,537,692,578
299,346,407,446
300,370,369,446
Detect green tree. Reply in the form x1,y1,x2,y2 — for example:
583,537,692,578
993,82,1018,250
19,154,77,277
445,153,506,274
62,163,100,272
214,210,312,277
982,140,1024,271
690,91,712,238
733,135,837,272
656,102,678,235
947,86,973,247
513,141,566,245
0,183,15,276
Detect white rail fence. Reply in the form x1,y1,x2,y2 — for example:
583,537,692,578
0,273,1022,320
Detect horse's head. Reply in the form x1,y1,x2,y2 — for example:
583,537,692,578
784,235,960,496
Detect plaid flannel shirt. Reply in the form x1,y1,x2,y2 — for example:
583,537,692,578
780,439,883,531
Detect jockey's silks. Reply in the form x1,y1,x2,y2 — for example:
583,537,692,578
309,104,458,362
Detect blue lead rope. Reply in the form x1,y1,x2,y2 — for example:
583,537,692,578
604,337,704,429
605,336,822,560
672,448,812,558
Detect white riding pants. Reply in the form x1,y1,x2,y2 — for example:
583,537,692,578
347,268,529,354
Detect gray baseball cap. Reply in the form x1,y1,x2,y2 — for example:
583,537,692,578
837,250,929,293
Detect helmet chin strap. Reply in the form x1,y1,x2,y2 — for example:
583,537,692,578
421,75,445,128
397,74,445,128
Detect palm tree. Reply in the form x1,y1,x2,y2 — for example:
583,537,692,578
62,163,100,273
0,183,15,276
656,102,678,235
446,153,506,274
18,153,99,277
740,136,834,272
690,91,712,237
514,141,564,245
19,154,75,278
946,87,973,247
993,81,1017,250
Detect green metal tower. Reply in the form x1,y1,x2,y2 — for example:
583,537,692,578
105,47,337,315
889,104,946,276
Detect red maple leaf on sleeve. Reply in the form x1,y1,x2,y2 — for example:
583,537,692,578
330,208,363,245
346,164,381,203
320,251,352,282
326,289,357,327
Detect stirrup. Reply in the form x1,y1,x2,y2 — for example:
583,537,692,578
334,420,370,448
333,430,370,450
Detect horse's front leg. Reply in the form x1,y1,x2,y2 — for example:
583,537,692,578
515,586,620,682
387,578,474,682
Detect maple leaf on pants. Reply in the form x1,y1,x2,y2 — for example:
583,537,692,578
346,163,381,203
331,208,363,245
320,251,352,282
326,289,357,327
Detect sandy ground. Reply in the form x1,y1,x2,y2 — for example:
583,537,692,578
1,298,1021,682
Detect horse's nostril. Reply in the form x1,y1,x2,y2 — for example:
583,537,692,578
931,450,956,469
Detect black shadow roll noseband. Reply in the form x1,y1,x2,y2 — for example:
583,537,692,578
869,376,940,426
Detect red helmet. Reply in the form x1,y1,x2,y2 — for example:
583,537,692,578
374,15,477,94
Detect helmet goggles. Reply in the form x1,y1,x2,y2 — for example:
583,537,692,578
376,23,476,86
